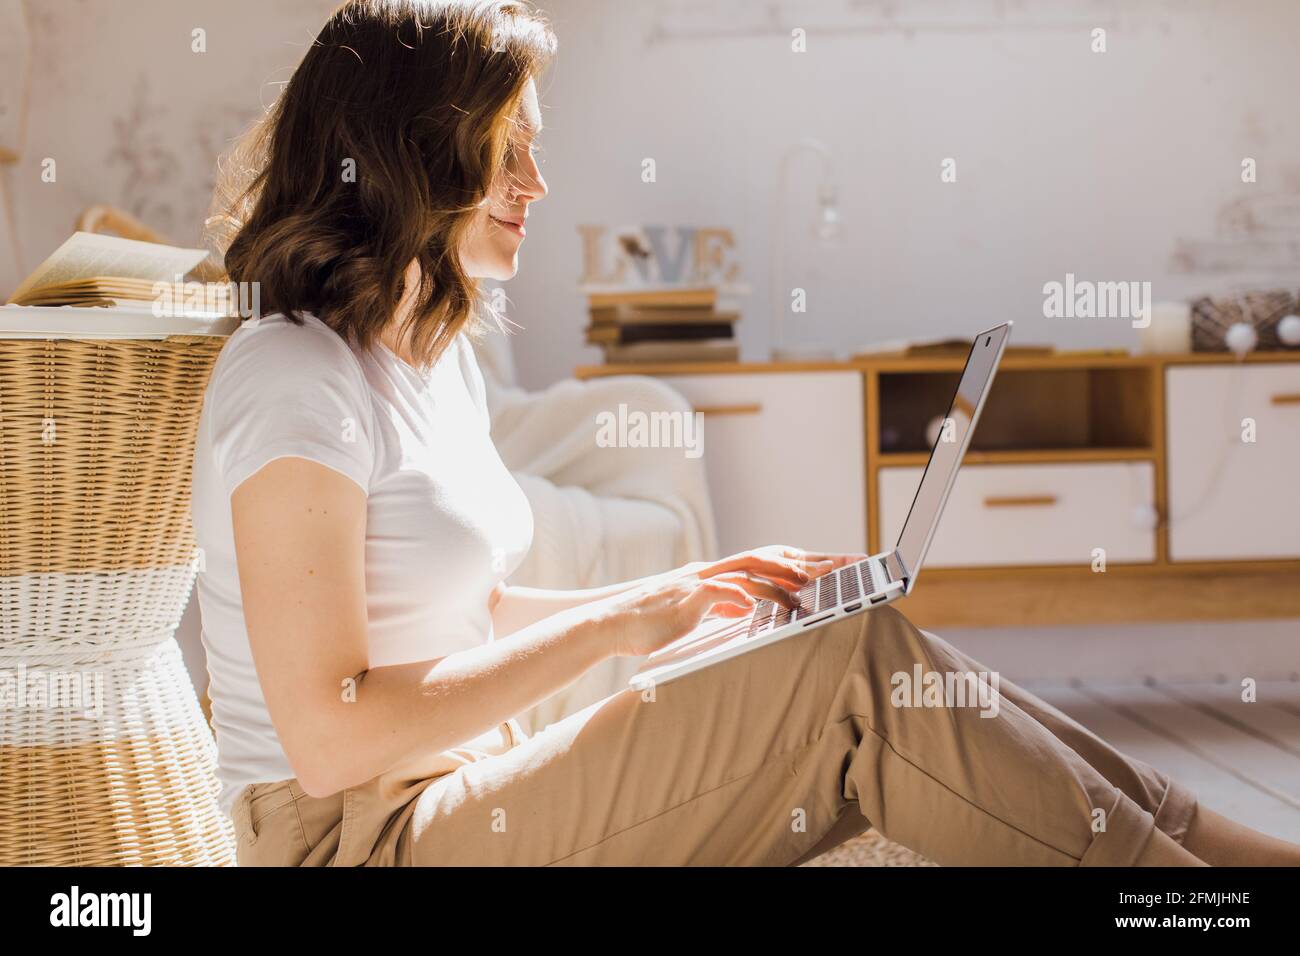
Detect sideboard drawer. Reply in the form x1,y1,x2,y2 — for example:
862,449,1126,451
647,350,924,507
878,462,1157,568
1167,363,1300,561
659,372,865,555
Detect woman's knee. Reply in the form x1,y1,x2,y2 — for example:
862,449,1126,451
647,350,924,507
856,608,1000,721
854,604,943,675
796,605,950,710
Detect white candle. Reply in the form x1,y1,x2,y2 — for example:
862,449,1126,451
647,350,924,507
1137,301,1192,354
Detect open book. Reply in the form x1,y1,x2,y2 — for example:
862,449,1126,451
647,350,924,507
7,232,211,309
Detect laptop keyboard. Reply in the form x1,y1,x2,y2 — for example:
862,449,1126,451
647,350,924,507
745,560,876,638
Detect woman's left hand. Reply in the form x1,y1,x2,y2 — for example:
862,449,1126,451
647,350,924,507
678,544,869,606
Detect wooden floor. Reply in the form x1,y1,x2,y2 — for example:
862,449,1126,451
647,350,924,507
1030,678,1300,843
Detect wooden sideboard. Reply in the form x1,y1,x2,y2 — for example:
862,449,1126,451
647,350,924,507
576,351,1300,629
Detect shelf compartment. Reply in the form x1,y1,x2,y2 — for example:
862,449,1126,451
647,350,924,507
876,365,1154,455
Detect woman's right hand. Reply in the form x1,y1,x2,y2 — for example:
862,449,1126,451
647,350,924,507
607,563,806,658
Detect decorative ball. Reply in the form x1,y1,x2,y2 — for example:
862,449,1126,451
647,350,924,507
1131,503,1159,532
1278,314,1300,347
1224,321,1258,356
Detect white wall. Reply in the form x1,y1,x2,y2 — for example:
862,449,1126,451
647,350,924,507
506,0,1300,385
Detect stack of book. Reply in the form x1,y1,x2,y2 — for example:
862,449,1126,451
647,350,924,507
9,276,166,309
585,286,739,363
5,232,224,315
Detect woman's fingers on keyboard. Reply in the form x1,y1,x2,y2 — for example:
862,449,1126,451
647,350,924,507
785,549,869,574
709,571,801,609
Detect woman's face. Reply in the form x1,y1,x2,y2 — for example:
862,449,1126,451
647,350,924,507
461,78,547,280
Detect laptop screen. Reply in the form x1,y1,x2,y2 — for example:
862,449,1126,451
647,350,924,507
894,323,1011,586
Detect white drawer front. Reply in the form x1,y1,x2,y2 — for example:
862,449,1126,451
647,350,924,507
659,372,865,556
1167,364,1300,561
878,462,1156,568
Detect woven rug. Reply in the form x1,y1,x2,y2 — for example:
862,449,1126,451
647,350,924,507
803,829,936,867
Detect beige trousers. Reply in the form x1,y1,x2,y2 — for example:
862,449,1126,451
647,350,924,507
232,605,1196,866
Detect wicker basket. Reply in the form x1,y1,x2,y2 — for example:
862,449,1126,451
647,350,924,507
0,317,236,865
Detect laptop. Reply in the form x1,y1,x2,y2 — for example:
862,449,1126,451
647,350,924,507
629,321,1012,691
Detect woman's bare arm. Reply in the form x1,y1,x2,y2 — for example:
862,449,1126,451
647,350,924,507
233,458,833,798
232,457,617,797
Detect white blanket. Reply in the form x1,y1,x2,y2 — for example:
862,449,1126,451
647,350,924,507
478,344,718,588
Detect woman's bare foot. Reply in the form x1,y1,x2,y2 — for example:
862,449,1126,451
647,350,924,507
1181,806,1300,866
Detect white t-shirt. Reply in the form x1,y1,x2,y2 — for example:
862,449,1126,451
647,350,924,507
191,313,534,812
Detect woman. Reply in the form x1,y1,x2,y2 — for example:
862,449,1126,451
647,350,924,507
192,0,1298,866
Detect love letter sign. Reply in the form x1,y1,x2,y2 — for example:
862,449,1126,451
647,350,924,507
578,225,742,286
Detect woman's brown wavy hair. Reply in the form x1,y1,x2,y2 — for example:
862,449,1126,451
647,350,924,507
208,0,555,369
